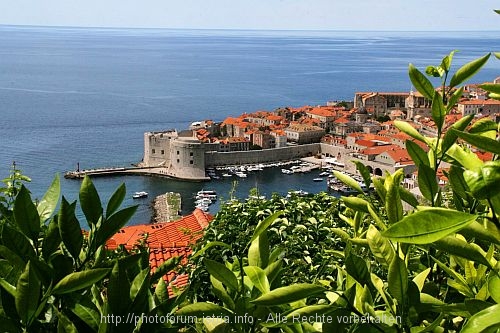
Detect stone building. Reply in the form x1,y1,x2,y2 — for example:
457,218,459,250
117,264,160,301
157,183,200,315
284,124,326,144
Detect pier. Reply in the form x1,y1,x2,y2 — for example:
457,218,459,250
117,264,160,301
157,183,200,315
65,166,171,179
152,192,182,223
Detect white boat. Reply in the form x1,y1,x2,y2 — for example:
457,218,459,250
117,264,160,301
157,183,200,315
222,173,232,177
319,171,330,177
132,191,148,199
313,178,324,182
281,169,293,174
235,172,247,178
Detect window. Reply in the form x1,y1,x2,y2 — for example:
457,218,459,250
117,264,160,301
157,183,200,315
177,159,180,163
152,149,155,154
190,152,193,156
177,151,180,155
190,160,194,164
161,150,164,154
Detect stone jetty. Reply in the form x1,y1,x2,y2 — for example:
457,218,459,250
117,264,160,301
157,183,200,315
152,192,182,223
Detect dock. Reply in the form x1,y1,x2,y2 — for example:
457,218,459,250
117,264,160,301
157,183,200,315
152,192,182,223
64,166,157,179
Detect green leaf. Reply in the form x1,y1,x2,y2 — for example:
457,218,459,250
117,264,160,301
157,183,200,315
14,185,40,241
15,261,40,325
37,174,60,222
106,183,126,218
251,283,325,306
191,241,232,259
469,118,498,139
399,187,419,208
0,278,17,298
488,275,500,304
372,177,386,204
69,297,100,332
409,63,435,100
333,171,364,194
432,256,474,298
55,307,79,333
433,236,492,268
249,210,283,244
264,259,283,285
203,259,239,291
150,256,181,282
58,197,83,260
385,170,403,224
210,276,235,310
479,83,500,94
461,304,500,333
154,277,169,305
417,164,438,204
446,143,483,172
441,50,456,72
95,205,138,247
176,302,233,317
495,9,500,15
107,260,130,315
79,175,103,226
449,53,491,88
1,225,36,262
248,232,269,269
464,161,500,199
353,161,372,188
129,267,150,311
452,129,500,155
52,268,111,294
425,65,443,78
366,225,394,267
382,208,477,244
447,87,464,111
459,221,500,246
388,256,408,306
243,266,270,294
341,196,369,213
412,268,431,292
447,165,470,200
42,217,61,260
431,91,446,131
394,120,427,143
406,140,429,167
345,251,371,287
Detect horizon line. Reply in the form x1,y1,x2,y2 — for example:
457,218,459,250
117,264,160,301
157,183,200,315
1,23,500,33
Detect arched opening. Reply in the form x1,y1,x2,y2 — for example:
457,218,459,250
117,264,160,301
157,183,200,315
375,168,383,176
366,165,373,174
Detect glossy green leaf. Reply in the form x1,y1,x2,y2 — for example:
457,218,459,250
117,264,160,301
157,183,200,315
445,87,463,113
264,259,283,285
452,129,500,155
0,245,25,272
248,232,269,268
95,205,138,247
105,183,126,218
464,161,500,199
459,221,500,246
382,208,477,244
333,171,364,194
345,251,371,287
191,241,232,259
469,118,498,136
52,268,111,294
37,174,60,222
353,161,372,188
385,170,403,224
431,91,446,131
433,236,491,268
425,65,443,78
406,140,429,167
251,283,325,306
479,83,500,94
388,256,408,306
107,260,130,315
399,187,419,208
154,277,169,306
441,50,456,72
372,177,386,203
42,217,61,260
69,297,100,332
58,197,83,260
1,225,36,262
55,307,79,333
243,266,270,294
0,278,17,298
79,175,103,226
129,267,150,311
446,143,483,172
461,304,500,333
432,256,474,298
412,268,431,292
495,10,500,15
418,164,438,204
204,259,239,291
488,275,500,304
409,63,435,100
249,210,283,244
176,302,233,317
15,261,40,325
443,113,473,154
14,185,40,241
449,53,490,88
447,165,469,200
367,225,394,267
210,276,235,310
341,196,369,213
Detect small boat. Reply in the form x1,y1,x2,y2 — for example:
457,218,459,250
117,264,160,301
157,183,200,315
222,173,232,177
319,171,330,177
281,169,293,174
235,172,247,178
313,178,324,182
132,191,148,199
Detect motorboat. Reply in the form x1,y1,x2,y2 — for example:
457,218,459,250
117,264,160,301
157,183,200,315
132,191,148,199
313,178,324,182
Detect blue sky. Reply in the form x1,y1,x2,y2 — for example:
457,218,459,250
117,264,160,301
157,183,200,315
0,0,499,30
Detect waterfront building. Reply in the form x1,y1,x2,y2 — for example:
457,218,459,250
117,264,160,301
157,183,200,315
457,99,500,116
284,123,326,144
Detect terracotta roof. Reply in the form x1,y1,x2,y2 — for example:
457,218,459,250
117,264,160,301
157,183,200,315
360,144,400,156
459,99,500,105
384,148,413,164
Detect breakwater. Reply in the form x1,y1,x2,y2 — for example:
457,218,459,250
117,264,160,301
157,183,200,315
152,192,182,223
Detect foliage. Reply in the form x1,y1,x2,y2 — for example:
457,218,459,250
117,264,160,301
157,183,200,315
0,175,185,332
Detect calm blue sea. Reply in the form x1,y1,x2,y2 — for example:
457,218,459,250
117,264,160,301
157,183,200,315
1,26,499,225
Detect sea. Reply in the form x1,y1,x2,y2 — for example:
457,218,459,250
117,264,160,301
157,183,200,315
1,26,499,226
